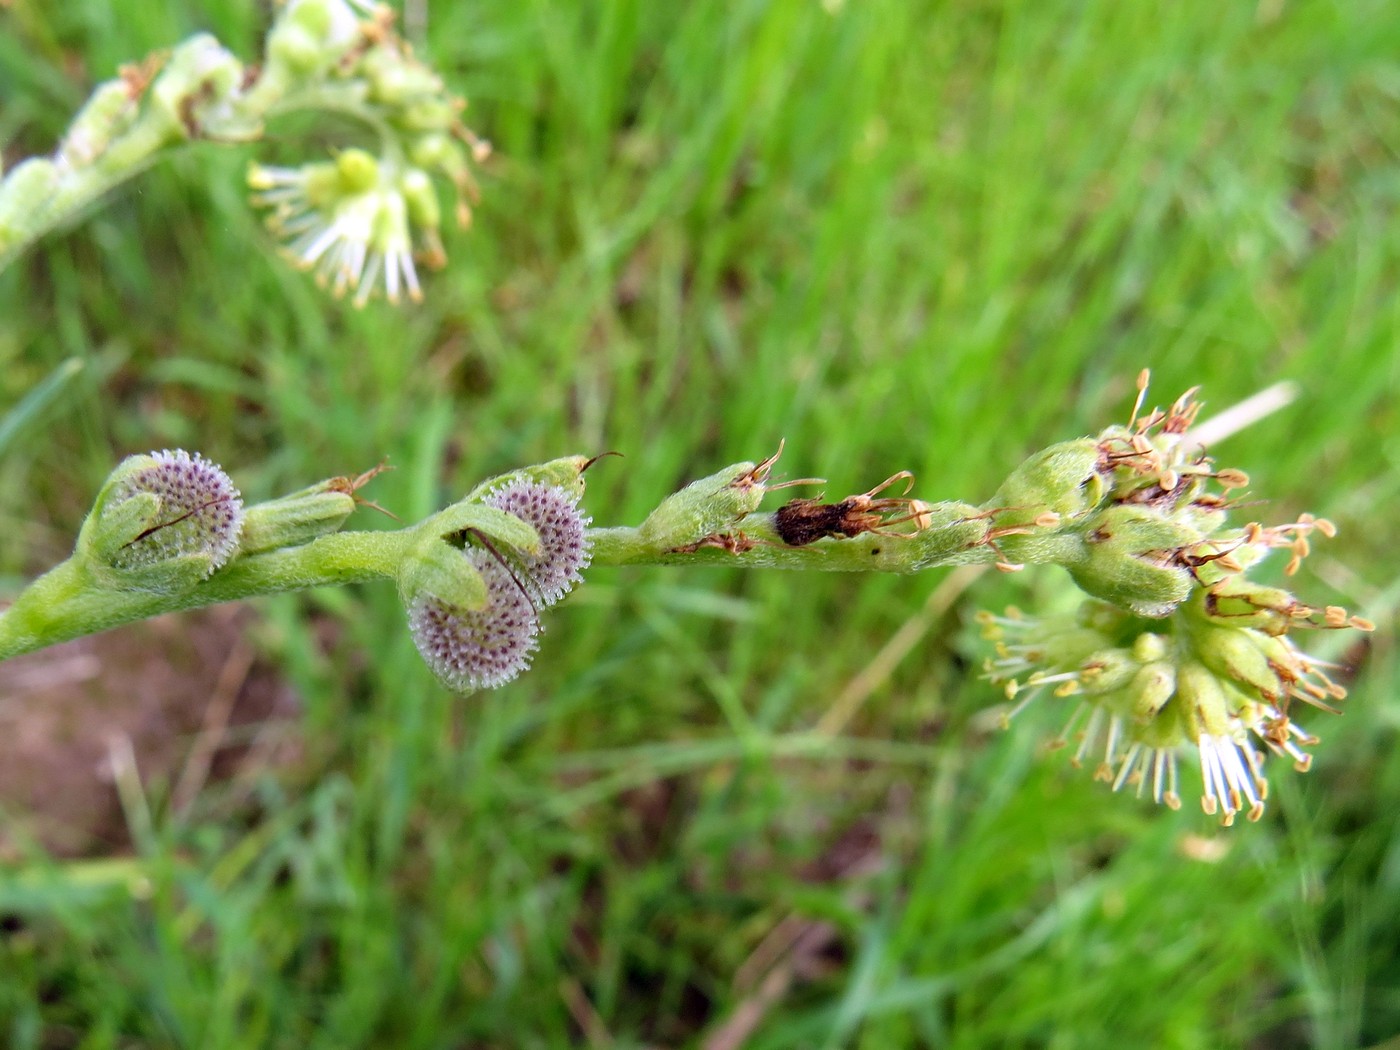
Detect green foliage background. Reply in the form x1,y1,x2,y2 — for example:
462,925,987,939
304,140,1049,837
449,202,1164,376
1,0,1398,1046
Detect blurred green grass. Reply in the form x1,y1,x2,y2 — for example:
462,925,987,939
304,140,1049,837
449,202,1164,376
1,0,1398,1046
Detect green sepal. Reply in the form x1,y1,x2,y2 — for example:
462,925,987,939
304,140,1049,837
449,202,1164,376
989,439,1107,528
0,159,58,250
1065,504,1198,618
77,483,160,565
239,483,357,555
1198,576,1301,636
464,456,591,504
1172,659,1235,738
421,501,541,556
397,536,488,612
638,461,767,548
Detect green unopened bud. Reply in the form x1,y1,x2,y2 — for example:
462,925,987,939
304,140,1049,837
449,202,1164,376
396,98,458,135
1130,631,1168,663
1198,576,1302,636
1125,661,1177,721
1190,618,1284,702
639,460,772,549
268,0,366,74
149,35,253,141
989,439,1107,528
59,80,138,168
1171,660,1240,738
465,456,593,505
239,482,358,554
286,0,343,40
409,132,468,176
265,20,325,78
336,148,380,194
1066,504,1198,618
360,48,444,105
400,168,441,230
0,158,58,249
1075,648,1139,696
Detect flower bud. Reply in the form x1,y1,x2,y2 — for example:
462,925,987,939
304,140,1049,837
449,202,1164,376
1198,576,1304,636
639,459,774,549
408,132,461,172
59,79,139,169
988,439,1108,529
238,482,358,555
1065,504,1198,618
399,168,441,231
395,99,459,135
1190,618,1283,702
336,148,380,195
265,0,368,77
360,47,444,106
0,158,58,251
148,35,255,142
1125,660,1177,721
1072,648,1139,696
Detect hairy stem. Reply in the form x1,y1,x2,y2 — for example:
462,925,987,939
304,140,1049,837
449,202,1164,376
0,531,404,660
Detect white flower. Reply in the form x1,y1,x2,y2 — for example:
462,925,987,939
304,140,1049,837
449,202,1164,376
249,150,424,306
978,597,1342,826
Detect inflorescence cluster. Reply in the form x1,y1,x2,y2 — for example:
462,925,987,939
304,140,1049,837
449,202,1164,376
0,380,1373,828
978,381,1372,824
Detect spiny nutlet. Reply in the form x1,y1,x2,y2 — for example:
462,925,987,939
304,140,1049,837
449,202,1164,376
107,449,244,574
481,478,592,606
407,549,541,692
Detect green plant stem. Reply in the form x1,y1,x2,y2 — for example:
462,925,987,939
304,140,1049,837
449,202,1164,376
0,491,1110,661
0,121,171,272
588,510,989,571
589,503,1088,573
0,531,404,660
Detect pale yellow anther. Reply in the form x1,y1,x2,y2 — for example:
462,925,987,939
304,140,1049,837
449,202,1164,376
1216,468,1250,489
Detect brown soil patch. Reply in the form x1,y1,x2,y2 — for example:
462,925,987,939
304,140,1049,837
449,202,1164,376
0,606,300,858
